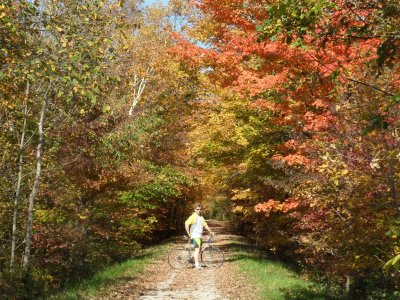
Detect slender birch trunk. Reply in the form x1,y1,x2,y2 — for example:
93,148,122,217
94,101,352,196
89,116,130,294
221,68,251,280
22,83,51,271
127,36,167,116
128,67,153,116
10,80,30,270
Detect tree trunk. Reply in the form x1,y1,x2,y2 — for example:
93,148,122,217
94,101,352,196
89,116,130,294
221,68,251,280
128,68,152,116
169,204,175,229
345,274,351,295
22,83,50,271
10,80,30,270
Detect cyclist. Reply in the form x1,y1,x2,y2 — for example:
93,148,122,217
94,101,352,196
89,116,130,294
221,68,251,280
185,203,213,270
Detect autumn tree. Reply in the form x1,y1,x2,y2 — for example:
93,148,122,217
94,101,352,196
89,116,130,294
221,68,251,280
172,0,400,295
1,1,208,297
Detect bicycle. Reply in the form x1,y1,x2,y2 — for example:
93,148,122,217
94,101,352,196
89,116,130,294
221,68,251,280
168,234,225,269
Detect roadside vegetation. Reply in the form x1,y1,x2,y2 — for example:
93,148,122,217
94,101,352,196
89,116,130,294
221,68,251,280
52,243,170,300
228,240,338,300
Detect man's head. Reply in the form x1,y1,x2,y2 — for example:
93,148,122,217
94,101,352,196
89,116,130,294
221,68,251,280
193,203,202,215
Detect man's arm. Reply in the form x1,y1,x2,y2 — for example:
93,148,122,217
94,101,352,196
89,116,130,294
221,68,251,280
185,214,194,237
185,223,190,237
204,223,213,235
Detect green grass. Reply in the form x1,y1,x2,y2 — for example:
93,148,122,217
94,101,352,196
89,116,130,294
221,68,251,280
230,241,339,300
51,242,171,300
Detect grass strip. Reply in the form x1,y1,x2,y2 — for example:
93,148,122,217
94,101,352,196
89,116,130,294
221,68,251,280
231,241,337,300
51,242,171,300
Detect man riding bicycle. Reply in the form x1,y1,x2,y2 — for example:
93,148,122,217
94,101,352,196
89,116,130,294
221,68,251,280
185,203,213,270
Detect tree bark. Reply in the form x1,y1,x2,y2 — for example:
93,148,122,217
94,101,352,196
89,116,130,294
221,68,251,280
22,83,51,271
10,80,30,270
128,68,153,116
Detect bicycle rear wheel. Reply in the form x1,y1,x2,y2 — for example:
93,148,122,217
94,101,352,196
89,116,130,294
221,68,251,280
201,247,224,268
168,247,191,269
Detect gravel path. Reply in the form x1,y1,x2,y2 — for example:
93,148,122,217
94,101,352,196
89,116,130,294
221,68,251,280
93,221,258,300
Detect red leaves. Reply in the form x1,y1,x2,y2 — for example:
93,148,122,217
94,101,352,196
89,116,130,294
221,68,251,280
254,198,300,217
303,111,335,132
254,199,280,217
273,154,311,167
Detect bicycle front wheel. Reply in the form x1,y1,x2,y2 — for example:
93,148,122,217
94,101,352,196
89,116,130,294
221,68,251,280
168,247,191,269
201,247,224,268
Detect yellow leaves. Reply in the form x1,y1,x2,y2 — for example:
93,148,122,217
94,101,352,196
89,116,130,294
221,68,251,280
234,134,249,146
231,188,252,200
237,162,248,174
187,14,217,42
244,55,266,71
318,151,351,185
318,163,328,172
147,216,158,224
0,12,6,19
299,235,311,245
102,105,111,113
232,205,245,213
393,255,400,266
233,123,255,147
122,43,130,50
108,2,121,10
60,37,72,48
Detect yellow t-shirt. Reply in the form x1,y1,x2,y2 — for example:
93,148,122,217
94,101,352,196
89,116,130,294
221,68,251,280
185,213,207,238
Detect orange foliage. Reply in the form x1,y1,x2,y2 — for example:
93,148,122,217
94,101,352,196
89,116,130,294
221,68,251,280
255,198,300,217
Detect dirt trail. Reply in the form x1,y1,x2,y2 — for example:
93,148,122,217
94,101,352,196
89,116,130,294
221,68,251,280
94,220,258,300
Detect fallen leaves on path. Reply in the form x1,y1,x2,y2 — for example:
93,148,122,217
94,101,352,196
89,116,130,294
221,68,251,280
93,221,259,300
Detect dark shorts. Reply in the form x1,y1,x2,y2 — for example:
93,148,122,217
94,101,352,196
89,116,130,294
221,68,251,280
192,238,202,248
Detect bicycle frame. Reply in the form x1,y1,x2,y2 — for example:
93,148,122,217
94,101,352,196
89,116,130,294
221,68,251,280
184,235,215,256
168,234,224,269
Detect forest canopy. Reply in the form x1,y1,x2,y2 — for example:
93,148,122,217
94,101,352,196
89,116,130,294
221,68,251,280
1,0,399,298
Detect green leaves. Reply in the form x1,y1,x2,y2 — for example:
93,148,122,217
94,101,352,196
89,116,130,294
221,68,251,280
259,0,334,46
361,113,389,136
384,254,400,271
259,0,400,69
120,165,190,206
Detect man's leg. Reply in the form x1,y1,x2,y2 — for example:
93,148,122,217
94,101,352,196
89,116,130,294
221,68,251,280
193,238,202,268
194,247,200,266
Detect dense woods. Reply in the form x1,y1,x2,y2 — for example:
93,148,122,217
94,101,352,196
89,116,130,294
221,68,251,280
1,1,200,297
1,0,399,298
